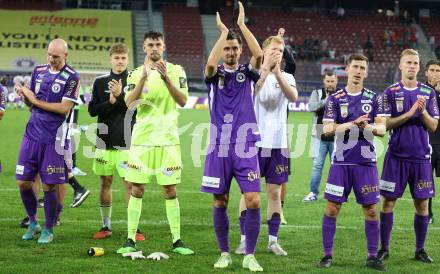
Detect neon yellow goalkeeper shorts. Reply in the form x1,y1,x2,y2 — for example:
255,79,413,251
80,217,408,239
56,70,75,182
93,149,129,178
124,145,182,185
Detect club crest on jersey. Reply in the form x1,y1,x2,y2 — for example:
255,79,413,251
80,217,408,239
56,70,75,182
362,104,372,114
236,72,245,83
340,104,348,118
396,98,404,112
51,83,61,93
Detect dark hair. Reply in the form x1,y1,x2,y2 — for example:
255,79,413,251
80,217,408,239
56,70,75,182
144,31,164,41
323,69,336,78
227,31,242,46
426,59,440,70
347,53,369,65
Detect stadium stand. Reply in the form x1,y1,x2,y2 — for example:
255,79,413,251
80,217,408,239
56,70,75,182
162,4,205,78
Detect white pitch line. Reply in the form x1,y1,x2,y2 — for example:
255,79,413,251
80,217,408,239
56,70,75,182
1,218,440,232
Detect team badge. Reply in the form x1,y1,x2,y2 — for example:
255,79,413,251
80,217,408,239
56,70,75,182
396,98,404,112
236,72,245,83
340,104,348,118
51,83,61,93
362,104,372,113
274,82,280,89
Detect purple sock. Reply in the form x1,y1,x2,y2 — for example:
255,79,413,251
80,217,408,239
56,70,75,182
322,215,336,257
414,214,429,251
55,203,64,225
365,220,379,258
20,188,37,222
380,212,393,251
43,190,57,229
267,212,281,238
239,210,246,236
245,208,261,255
213,207,229,252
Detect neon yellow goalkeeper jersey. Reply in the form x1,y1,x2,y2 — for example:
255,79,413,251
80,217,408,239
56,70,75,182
125,62,188,146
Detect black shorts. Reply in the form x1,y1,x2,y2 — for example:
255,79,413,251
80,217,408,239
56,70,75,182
431,144,440,177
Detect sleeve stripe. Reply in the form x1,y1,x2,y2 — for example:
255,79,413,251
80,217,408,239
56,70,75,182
322,118,334,122
62,97,78,103
377,114,391,117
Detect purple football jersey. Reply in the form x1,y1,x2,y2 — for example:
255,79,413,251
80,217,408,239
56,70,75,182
382,82,440,162
205,63,260,144
323,88,383,165
0,84,6,111
26,64,79,144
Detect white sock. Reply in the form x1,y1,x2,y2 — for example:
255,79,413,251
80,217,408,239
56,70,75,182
240,235,246,242
100,205,112,230
269,235,277,243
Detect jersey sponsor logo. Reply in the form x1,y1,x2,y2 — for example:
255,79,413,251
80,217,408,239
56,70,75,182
395,98,404,112
236,72,245,83
416,180,433,190
16,165,24,175
66,80,77,96
275,164,289,175
51,83,61,93
360,184,379,196
379,180,396,192
247,170,260,182
163,166,182,176
46,165,65,175
35,79,42,94
340,103,348,118
326,100,334,118
95,158,108,165
421,87,431,94
179,77,187,89
202,176,220,188
362,103,372,114
128,163,142,171
218,75,225,89
60,71,70,80
55,79,66,85
325,183,344,197
363,92,374,99
417,94,429,100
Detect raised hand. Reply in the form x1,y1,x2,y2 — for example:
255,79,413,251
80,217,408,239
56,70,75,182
216,12,228,33
407,100,421,117
16,83,36,105
237,1,245,27
417,97,426,113
155,60,168,81
108,79,122,97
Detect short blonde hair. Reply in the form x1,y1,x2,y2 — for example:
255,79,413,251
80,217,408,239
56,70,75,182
109,43,128,56
262,35,285,49
400,49,419,59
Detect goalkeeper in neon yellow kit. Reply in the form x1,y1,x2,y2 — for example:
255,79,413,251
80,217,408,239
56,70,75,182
117,31,193,255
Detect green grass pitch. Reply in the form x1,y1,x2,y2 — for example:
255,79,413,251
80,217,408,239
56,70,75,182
0,108,438,274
